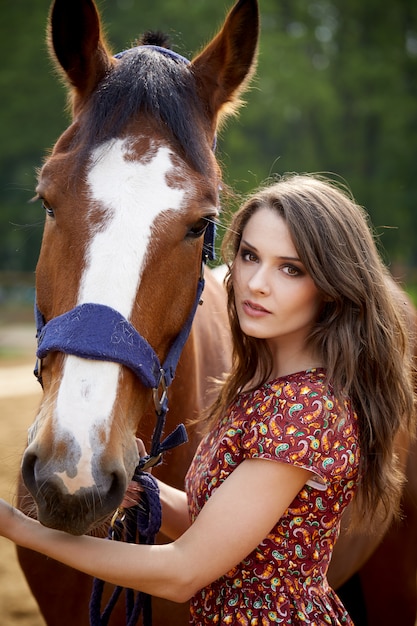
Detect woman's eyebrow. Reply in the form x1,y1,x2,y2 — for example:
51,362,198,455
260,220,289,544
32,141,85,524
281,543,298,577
241,238,301,263
240,238,257,251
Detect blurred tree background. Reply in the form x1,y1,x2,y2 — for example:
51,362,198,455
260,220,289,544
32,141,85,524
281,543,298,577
1,0,416,303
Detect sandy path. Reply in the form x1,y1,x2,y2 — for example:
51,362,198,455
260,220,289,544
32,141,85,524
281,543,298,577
0,369,45,625
0,322,45,625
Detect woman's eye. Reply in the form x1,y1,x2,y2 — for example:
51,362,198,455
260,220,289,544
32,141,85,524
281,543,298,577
283,265,302,276
240,248,258,263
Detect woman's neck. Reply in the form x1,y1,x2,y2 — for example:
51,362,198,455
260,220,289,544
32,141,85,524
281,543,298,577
269,343,324,380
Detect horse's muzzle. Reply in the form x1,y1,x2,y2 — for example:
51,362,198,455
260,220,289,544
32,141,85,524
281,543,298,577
21,446,128,535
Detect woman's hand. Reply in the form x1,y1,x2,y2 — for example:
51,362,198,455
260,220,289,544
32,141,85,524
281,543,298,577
0,499,26,543
121,438,148,509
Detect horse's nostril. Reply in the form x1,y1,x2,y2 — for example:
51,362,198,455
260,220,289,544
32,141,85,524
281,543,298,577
105,468,128,511
86,461,129,508
21,450,38,496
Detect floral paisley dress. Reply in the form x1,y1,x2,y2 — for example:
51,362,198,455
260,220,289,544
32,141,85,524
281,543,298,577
185,368,359,625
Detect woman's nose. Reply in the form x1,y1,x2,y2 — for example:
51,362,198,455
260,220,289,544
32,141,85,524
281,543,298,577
248,266,270,294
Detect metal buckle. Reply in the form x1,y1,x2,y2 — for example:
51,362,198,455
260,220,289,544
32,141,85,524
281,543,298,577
152,368,168,415
141,453,162,471
200,255,207,281
110,507,126,540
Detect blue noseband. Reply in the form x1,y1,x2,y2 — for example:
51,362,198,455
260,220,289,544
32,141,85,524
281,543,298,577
35,278,203,390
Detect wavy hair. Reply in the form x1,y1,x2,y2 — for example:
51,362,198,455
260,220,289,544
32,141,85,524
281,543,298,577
209,173,415,524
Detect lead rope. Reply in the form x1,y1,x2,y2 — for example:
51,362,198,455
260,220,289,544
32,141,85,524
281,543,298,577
89,471,161,626
89,381,187,626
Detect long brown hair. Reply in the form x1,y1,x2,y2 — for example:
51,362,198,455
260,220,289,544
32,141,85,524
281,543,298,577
209,173,415,524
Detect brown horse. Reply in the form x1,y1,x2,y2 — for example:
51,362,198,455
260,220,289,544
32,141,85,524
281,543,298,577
16,0,257,623
15,0,417,624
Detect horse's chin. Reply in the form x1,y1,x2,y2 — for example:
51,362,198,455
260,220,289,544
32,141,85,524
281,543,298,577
87,515,115,539
29,475,127,536
38,511,113,537
37,494,109,535
19,483,114,537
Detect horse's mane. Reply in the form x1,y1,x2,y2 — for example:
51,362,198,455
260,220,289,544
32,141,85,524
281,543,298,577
74,33,212,174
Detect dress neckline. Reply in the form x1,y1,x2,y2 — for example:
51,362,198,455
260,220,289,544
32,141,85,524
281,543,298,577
240,367,327,397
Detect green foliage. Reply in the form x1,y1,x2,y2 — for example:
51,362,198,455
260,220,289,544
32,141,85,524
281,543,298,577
1,0,416,280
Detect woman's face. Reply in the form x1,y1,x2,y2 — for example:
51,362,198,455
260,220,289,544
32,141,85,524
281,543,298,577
232,206,324,368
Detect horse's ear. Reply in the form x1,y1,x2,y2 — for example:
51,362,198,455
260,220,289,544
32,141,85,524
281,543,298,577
191,0,259,128
49,0,113,104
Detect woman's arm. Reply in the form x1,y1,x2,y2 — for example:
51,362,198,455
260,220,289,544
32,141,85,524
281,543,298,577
156,479,190,539
0,459,310,603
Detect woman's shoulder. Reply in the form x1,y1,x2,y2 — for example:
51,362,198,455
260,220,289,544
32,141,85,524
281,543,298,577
234,367,352,427
234,367,359,482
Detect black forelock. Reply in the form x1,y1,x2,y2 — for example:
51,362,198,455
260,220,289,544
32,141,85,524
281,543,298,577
136,31,171,48
75,46,211,174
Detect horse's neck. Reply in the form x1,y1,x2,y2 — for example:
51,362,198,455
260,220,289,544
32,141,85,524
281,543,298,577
152,269,231,489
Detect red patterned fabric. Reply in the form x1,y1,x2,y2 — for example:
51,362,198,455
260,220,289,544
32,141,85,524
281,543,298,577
185,369,359,625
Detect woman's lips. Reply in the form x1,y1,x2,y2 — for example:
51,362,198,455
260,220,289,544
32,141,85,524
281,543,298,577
242,300,271,317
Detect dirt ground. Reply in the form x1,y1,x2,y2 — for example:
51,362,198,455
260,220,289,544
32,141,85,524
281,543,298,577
0,324,45,625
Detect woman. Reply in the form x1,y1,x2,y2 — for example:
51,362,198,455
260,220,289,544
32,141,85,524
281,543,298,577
0,174,414,624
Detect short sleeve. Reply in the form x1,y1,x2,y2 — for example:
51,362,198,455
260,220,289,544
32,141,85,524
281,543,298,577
240,380,357,490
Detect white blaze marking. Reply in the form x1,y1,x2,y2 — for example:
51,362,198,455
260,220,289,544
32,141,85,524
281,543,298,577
54,138,188,491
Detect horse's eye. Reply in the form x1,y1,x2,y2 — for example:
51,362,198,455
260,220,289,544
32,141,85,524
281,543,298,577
187,217,210,239
42,199,55,218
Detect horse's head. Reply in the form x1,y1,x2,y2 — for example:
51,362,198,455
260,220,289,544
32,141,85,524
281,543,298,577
22,0,258,535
